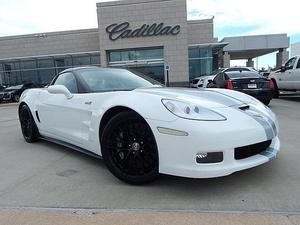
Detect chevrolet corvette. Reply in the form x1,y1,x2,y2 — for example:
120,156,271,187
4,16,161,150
18,67,280,184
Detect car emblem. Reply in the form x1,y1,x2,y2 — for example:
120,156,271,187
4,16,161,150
250,80,255,82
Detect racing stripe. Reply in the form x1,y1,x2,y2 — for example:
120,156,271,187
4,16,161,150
241,109,275,140
260,147,277,160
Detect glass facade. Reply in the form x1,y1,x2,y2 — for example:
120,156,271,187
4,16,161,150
188,47,213,80
107,48,165,84
0,53,100,87
108,48,164,62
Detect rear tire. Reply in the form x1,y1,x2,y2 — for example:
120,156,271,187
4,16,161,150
262,100,271,106
19,105,39,143
272,80,279,98
101,111,159,184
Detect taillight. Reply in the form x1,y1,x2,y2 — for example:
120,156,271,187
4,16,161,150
269,80,274,90
227,80,234,90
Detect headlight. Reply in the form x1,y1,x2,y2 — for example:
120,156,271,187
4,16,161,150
162,99,226,121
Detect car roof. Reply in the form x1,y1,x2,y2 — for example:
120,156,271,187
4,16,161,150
225,70,258,74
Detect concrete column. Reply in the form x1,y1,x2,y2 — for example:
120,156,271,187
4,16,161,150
100,51,107,67
276,49,289,68
223,52,230,68
246,58,254,67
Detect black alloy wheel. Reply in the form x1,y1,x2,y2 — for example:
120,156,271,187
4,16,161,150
19,105,39,143
101,111,159,184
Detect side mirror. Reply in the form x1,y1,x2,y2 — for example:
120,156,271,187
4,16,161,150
48,85,73,99
280,66,286,73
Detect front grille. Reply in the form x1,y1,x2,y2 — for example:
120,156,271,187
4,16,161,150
234,140,272,160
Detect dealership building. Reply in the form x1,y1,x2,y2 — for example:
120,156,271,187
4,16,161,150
0,0,290,87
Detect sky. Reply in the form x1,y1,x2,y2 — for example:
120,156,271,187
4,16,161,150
0,0,299,69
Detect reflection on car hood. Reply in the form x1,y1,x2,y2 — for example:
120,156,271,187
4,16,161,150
134,87,255,108
3,89,17,93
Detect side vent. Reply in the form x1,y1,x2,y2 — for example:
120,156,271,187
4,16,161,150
35,111,41,123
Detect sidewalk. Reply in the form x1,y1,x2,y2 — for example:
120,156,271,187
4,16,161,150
0,209,299,225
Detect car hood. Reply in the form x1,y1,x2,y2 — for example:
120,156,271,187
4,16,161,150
134,87,256,108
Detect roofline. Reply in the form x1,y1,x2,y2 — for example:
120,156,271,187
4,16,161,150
220,33,288,42
0,28,99,41
0,51,101,62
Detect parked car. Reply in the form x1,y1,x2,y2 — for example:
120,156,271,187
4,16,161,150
0,83,36,103
0,84,5,91
269,55,300,97
207,71,274,105
190,67,257,88
190,75,216,88
19,67,279,184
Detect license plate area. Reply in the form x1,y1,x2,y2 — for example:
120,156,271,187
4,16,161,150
247,83,257,89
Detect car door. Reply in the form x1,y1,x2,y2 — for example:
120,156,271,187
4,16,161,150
293,57,300,90
36,72,92,147
277,57,296,89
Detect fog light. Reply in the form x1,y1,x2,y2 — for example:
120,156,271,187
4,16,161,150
196,152,223,163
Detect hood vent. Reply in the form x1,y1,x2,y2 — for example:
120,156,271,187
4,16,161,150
239,105,250,111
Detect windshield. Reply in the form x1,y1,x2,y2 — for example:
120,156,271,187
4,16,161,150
226,72,262,79
5,84,23,90
78,68,162,92
210,68,224,75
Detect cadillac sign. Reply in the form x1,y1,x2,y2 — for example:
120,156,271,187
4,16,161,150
106,22,181,41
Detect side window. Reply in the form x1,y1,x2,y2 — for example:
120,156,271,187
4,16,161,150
213,73,224,83
296,58,300,69
285,57,296,70
54,72,78,93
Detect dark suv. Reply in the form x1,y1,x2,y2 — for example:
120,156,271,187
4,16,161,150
0,83,37,103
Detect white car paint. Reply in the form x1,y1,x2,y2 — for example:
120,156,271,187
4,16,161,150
20,83,280,179
269,55,300,91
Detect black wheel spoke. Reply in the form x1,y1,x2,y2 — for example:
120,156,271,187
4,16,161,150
103,118,158,177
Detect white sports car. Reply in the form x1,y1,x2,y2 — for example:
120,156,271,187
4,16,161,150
18,67,280,184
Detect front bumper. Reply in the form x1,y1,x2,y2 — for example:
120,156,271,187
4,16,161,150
146,107,280,178
1,93,12,101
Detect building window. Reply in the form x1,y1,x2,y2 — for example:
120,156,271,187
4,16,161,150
0,53,100,87
108,48,164,63
73,56,91,66
107,48,164,84
188,47,213,79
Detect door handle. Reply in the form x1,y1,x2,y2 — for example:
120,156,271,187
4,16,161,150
85,101,92,105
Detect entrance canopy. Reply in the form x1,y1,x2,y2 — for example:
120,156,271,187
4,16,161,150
220,34,290,60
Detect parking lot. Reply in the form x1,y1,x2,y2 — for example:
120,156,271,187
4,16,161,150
0,94,300,215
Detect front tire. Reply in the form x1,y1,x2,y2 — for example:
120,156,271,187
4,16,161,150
19,105,39,143
101,111,159,184
13,94,20,102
